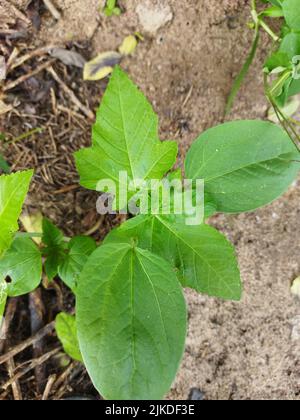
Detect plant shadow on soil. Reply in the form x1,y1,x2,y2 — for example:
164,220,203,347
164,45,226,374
0,0,300,400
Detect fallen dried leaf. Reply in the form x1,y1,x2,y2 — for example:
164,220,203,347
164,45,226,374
20,211,43,245
119,35,138,56
49,48,86,68
83,51,122,81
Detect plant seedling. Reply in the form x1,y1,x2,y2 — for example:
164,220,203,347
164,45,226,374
103,0,121,17
1,67,299,400
72,67,300,399
227,0,300,148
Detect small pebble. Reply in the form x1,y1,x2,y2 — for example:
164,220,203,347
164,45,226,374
136,0,173,34
188,388,205,401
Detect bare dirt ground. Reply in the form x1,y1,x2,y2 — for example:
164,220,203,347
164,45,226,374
0,0,300,400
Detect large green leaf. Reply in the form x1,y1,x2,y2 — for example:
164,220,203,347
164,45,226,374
75,66,177,206
282,0,300,30
185,121,300,213
55,313,82,362
0,170,33,256
42,219,66,281
76,243,187,400
58,236,97,292
0,237,42,297
106,215,242,301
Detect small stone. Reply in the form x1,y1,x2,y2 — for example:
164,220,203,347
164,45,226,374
290,315,300,342
136,0,173,34
188,388,205,401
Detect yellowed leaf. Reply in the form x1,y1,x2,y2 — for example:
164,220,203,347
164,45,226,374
119,35,138,56
20,211,43,245
83,51,122,81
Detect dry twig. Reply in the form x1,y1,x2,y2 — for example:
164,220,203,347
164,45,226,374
3,60,55,92
6,358,23,400
6,2,31,25
29,290,46,394
42,374,57,400
9,45,57,71
2,348,60,390
0,321,55,366
43,0,62,20
47,66,95,120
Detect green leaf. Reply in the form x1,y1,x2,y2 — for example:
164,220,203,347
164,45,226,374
58,236,97,292
282,0,300,31
0,170,33,257
289,79,300,97
113,7,121,16
260,6,284,17
185,120,300,213
42,219,66,281
76,243,187,400
0,278,7,320
264,51,291,73
55,313,82,362
279,32,300,99
104,7,113,16
275,76,293,107
280,32,300,60
0,237,42,297
261,0,283,7
0,155,10,174
106,215,242,301
75,66,178,206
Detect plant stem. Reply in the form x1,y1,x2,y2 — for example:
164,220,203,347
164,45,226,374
15,232,70,242
259,18,280,42
269,69,292,97
9,128,43,144
225,0,260,115
15,232,43,239
264,74,300,152
225,22,260,115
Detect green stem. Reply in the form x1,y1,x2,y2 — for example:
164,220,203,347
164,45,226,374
258,18,280,42
269,69,292,97
264,74,300,152
15,232,43,239
225,22,260,115
9,128,43,144
15,232,71,242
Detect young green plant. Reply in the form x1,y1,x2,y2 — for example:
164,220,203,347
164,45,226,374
73,67,300,399
1,67,299,400
226,0,300,148
103,0,121,17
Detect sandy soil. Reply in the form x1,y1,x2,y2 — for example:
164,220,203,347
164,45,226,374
1,0,300,400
